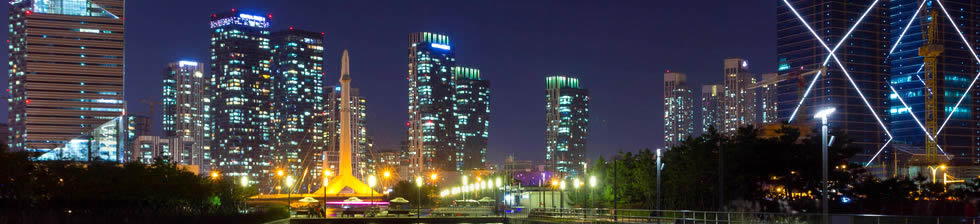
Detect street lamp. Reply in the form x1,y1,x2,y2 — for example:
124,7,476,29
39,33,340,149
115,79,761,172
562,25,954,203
322,169,332,215
416,176,423,218
559,180,566,217
656,148,662,211
241,176,249,187
369,175,377,210
210,171,219,180
814,107,836,224
286,175,295,216
589,175,597,218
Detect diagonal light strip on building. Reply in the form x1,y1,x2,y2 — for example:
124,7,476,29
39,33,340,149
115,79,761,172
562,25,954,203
931,0,980,137
888,85,950,159
887,0,929,57
879,0,952,161
783,0,895,166
787,0,880,122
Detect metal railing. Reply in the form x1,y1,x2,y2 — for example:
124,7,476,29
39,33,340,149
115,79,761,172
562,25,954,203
528,208,980,224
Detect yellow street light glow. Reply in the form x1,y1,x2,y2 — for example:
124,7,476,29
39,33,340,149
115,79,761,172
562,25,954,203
574,178,581,189
495,177,502,188
551,179,558,187
325,169,333,177
431,173,438,181
368,175,377,188
416,176,423,187
277,169,284,177
210,171,219,179
241,176,249,187
463,176,468,185
285,175,295,187
384,171,391,179
589,176,597,188
560,180,566,190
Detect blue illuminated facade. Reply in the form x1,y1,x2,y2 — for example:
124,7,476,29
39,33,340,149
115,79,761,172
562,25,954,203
776,0,890,166
888,0,980,167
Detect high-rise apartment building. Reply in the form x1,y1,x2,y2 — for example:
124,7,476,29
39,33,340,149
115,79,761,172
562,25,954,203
701,84,724,134
888,0,980,173
133,136,196,166
777,0,890,166
272,29,325,192
545,76,589,176
325,85,368,178
453,66,490,170
209,10,275,189
757,73,779,124
162,61,211,172
123,114,150,163
722,58,756,134
8,0,126,156
407,32,460,174
664,72,694,147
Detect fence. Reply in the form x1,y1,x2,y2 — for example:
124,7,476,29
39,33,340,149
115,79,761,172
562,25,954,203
528,208,980,224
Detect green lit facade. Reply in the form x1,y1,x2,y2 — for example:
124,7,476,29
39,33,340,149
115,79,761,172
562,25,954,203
454,66,490,169
209,10,275,190
162,61,211,172
545,75,589,176
407,32,461,173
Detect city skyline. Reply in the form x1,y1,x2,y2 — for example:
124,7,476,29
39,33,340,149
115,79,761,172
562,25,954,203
0,0,779,164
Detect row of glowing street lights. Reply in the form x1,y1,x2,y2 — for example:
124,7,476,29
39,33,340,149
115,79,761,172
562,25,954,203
439,176,505,198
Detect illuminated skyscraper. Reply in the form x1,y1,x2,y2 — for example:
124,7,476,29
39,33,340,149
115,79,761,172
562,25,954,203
545,76,589,176
757,73,779,124
701,84,724,134
722,58,756,134
777,0,890,166
454,66,490,170
407,32,460,174
325,85,369,179
7,0,125,156
272,29,325,192
209,10,275,189
888,0,980,172
162,61,211,172
664,72,694,147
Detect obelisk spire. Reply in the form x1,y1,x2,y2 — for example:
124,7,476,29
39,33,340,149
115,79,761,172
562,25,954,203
338,50,353,176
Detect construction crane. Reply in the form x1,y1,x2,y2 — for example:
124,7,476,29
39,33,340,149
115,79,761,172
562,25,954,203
139,99,160,125
919,8,943,165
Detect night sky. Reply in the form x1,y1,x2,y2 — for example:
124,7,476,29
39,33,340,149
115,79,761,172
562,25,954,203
1,0,777,164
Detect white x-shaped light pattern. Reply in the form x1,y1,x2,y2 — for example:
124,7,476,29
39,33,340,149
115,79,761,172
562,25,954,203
781,0,975,166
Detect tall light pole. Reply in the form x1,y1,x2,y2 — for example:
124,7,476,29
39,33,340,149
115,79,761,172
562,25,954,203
368,175,377,209
286,175,295,217
814,107,836,224
559,179,566,217
416,176,423,219
240,176,248,212
540,173,545,209
573,178,581,219
323,170,331,214
495,177,503,217
589,175,597,219
656,148,662,211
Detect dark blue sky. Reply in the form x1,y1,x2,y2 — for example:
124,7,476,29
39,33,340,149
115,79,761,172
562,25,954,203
2,0,777,164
